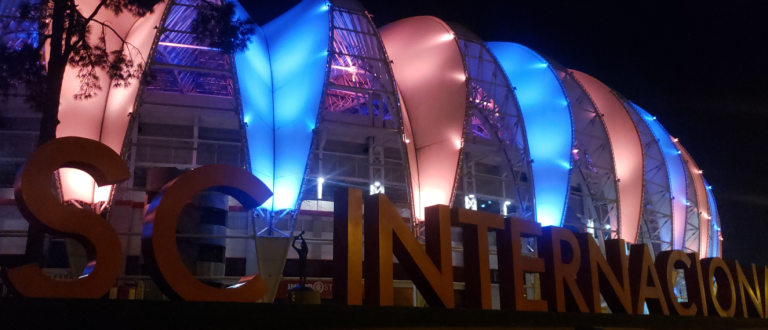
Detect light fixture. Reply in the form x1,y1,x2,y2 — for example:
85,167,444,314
370,181,385,195
440,33,455,41
331,65,358,73
317,177,325,199
464,195,477,211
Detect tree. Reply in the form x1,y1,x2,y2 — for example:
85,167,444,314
192,0,255,54
0,0,256,264
1,0,255,146
2,0,164,146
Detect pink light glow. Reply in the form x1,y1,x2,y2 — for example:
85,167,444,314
54,0,167,204
331,65,358,72
676,142,710,255
157,41,219,51
570,70,644,243
381,16,467,220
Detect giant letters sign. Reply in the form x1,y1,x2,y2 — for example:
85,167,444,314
4,137,129,298
3,138,271,300
4,139,768,321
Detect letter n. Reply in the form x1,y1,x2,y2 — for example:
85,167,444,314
576,236,632,314
728,261,763,318
364,194,454,307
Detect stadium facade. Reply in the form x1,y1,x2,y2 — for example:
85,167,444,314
0,0,721,304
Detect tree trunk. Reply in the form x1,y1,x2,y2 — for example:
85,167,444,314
36,0,68,147
36,63,64,146
26,0,69,264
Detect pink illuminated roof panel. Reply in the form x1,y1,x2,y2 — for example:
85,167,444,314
380,16,467,219
570,70,644,243
676,141,710,255
55,1,167,204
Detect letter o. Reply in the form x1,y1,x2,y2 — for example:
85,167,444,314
702,258,736,317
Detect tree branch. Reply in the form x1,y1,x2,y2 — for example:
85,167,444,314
70,0,107,50
90,18,146,63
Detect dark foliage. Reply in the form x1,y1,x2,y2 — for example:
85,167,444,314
191,0,256,54
0,0,255,148
0,44,45,107
1,0,163,106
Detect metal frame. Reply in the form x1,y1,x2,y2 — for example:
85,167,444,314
618,95,674,253
558,71,620,245
681,162,702,253
452,34,536,222
106,0,255,286
285,3,413,239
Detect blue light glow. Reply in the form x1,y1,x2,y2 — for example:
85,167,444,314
234,0,330,211
634,103,688,250
487,42,574,227
233,3,274,208
703,177,719,257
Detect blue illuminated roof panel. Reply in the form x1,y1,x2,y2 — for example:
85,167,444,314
486,42,573,227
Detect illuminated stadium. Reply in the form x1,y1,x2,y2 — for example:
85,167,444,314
0,0,721,304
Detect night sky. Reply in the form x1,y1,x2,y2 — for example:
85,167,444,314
243,0,768,264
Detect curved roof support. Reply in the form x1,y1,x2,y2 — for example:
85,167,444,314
569,70,644,243
56,0,167,205
380,17,467,220
449,32,535,223
676,141,711,255
487,42,573,227
556,70,619,243
620,100,673,251
703,177,720,257
633,104,688,250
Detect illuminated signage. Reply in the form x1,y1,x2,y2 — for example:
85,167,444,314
1,138,764,319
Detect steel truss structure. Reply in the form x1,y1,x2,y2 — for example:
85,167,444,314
106,0,257,290
620,97,674,253
449,26,535,223
298,0,412,227
557,70,620,245
284,2,414,280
